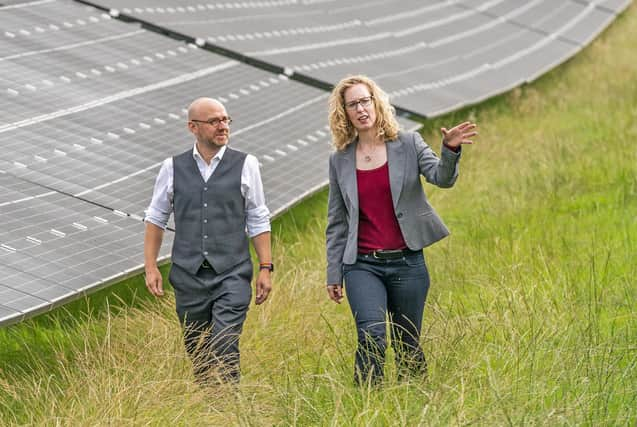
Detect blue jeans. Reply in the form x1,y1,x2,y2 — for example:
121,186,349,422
343,250,430,383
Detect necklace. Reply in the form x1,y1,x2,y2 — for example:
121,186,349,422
359,143,379,162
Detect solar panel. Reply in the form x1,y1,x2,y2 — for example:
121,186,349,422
3,0,624,326
478,0,618,45
0,0,38,7
83,0,629,116
0,0,421,325
594,0,632,13
0,172,173,325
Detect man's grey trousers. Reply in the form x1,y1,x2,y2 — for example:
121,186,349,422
169,258,253,383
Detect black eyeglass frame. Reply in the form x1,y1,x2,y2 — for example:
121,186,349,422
343,95,375,110
190,116,233,127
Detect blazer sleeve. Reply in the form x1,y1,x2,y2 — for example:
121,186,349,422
325,153,348,285
414,131,461,188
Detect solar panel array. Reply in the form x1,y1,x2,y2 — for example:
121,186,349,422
0,0,420,326
0,175,147,320
0,0,627,326
83,0,631,117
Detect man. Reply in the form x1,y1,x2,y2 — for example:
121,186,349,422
143,97,273,383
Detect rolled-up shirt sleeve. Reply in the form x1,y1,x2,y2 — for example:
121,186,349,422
242,154,271,237
144,158,174,229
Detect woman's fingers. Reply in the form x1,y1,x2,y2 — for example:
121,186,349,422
327,285,343,303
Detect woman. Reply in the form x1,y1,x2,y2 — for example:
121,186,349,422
325,75,477,384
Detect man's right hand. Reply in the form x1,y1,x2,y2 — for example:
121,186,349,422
327,284,343,304
145,265,164,297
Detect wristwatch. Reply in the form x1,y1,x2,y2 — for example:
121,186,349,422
259,262,274,272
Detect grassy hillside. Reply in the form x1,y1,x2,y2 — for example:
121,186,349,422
1,4,636,425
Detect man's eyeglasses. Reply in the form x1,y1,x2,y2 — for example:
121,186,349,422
344,96,374,111
190,116,233,127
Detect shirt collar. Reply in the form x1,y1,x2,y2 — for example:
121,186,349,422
192,143,226,163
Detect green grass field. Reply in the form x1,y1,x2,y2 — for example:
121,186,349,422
1,5,636,425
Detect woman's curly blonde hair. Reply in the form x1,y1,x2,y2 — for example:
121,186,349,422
328,75,400,151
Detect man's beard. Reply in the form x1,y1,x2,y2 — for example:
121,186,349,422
203,132,228,147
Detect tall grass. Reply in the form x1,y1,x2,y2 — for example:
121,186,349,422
1,5,636,425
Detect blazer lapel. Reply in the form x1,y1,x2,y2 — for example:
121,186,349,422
387,136,405,208
340,141,359,211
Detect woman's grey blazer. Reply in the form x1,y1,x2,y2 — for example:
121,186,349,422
325,130,462,285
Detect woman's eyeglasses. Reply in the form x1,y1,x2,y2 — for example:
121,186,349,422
344,96,374,111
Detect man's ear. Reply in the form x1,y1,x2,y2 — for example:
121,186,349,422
187,121,196,134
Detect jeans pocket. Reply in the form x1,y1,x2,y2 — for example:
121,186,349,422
403,252,425,267
168,264,179,289
343,262,363,280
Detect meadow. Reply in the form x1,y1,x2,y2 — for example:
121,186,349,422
1,4,635,425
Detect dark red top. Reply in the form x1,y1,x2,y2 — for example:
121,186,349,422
356,162,407,253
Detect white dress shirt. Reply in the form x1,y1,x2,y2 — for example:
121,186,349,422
144,144,271,237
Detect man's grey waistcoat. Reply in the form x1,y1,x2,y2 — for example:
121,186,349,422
172,147,249,275
325,131,462,285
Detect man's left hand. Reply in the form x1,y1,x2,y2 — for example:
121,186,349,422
255,270,272,305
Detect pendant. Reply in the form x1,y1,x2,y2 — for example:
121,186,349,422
364,155,372,162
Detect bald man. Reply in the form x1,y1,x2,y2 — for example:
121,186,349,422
144,98,273,384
